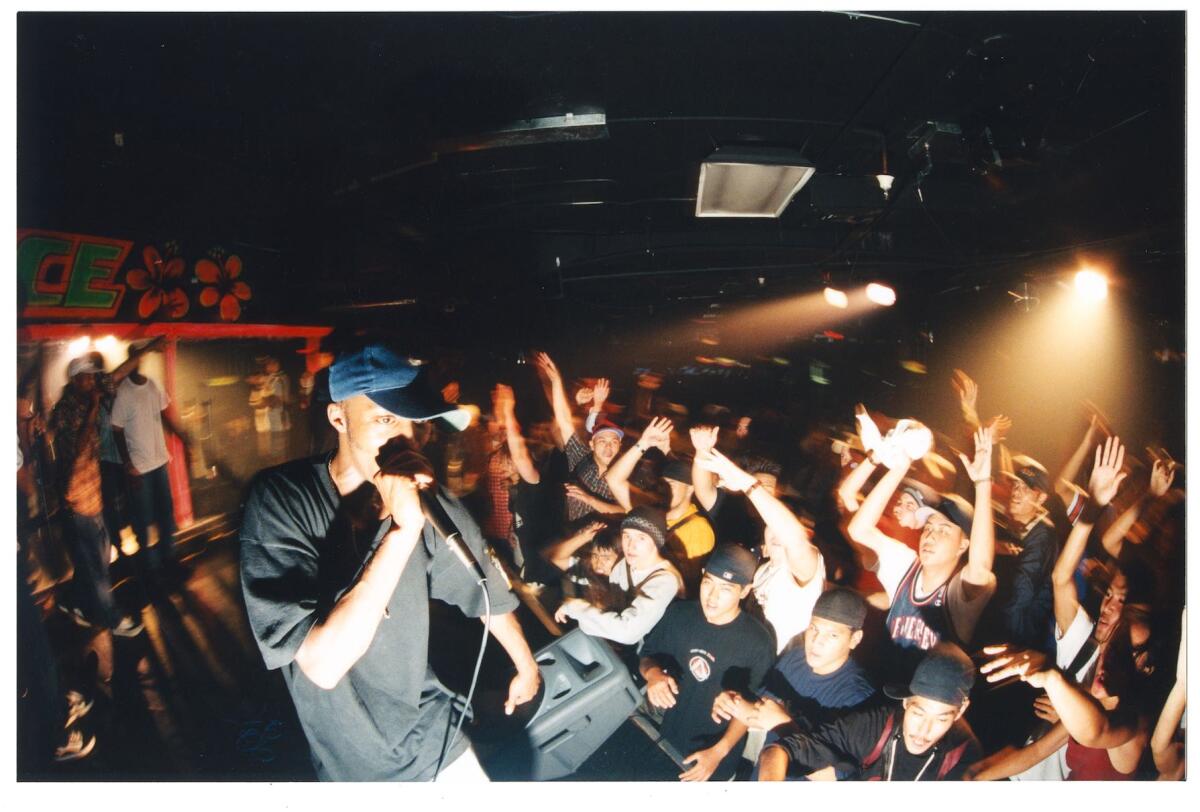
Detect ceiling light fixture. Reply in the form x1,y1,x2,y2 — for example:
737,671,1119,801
1074,269,1108,302
823,287,849,309
866,283,896,306
696,146,815,218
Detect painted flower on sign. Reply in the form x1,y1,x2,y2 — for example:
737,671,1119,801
126,246,190,319
195,254,252,321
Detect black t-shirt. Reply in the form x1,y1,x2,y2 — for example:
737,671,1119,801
239,455,519,781
642,601,775,776
777,702,982,780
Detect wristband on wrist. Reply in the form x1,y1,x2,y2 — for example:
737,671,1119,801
972,477,992,485
746,480,764,495
1078,497,1105,525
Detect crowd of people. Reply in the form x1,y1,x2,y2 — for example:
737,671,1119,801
460,351,1186,781
17,337,1187,783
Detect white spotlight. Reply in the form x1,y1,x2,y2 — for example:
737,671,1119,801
1074,269,1108,302
95,335,119,353
67,336,91,357
866,283,896,306
824,287,849,309
876,174,894,198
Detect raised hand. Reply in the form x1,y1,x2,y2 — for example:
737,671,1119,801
979,644,1051,689
534,352,562,386
1150,458,1177,498
959,424,995,484
640,416,674,451
689,424,719,456
574,386,593,406
1088,435,1128,507
854,403,883,458
695,448,757,492
988,414,1013,444
493,383,516,417
592,378,610,411
952,369,979,413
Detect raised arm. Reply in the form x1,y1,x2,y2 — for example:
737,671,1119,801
689,425,721,511
699,448,819,585
1052,437,1128,632
535,352,577,448
604,416,672,511
542,521,607,571
836,404,883,513
1099,458,1175,559
1151,609,1186,779
959,425,997,586
952,369,982,431
494,384,540,484
983,651,1143,754
1055,412,1101,503
292,472,427,689
110,335,166,384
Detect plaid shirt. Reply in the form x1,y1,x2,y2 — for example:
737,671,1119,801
483,453,515,540
49,374,114,517
564,433,616,521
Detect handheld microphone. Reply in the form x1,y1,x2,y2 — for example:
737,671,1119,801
419,489,488,584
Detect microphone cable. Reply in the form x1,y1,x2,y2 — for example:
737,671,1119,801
432,563,490,781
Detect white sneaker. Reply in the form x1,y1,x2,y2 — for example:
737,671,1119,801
54,728,97,762
64,691,93,728
112,616,144,637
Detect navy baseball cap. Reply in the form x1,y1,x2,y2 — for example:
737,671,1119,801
915,494,975,536
812,587,868,630
703,544,758,586
328,345,470,431
1003,456,1052,494
884,643,975,706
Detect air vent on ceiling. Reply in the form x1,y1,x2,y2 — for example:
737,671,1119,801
695,147,815,218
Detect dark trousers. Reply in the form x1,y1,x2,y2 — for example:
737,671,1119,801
99,460,130,553
130,464,177,567
17,549,63,776
64,509,120,628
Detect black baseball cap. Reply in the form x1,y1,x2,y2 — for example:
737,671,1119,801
812,587,868,630
327,345,470,430
662,458,692,484
884,643,975,706
1003,456,1052,494
703,544,758,586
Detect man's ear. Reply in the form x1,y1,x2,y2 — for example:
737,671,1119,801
849,629,864,650
739,584,753,600
327,401,348,434
1034,490,1049,509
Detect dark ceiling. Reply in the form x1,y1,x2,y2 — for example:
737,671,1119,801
18,11,1185,346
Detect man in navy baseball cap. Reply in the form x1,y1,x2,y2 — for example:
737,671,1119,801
327,345,471,431
239,342,542,781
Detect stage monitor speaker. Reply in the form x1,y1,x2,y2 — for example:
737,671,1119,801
524,628,642,781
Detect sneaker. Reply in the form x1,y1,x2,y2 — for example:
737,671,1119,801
57,603,95,629
53,728,97,762
64,691,94,728
112,615,145,638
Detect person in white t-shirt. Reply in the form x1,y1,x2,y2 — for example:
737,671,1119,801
691,435,823,654
111,343,191,576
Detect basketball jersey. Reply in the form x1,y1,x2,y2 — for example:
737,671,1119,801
885,559,958,650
